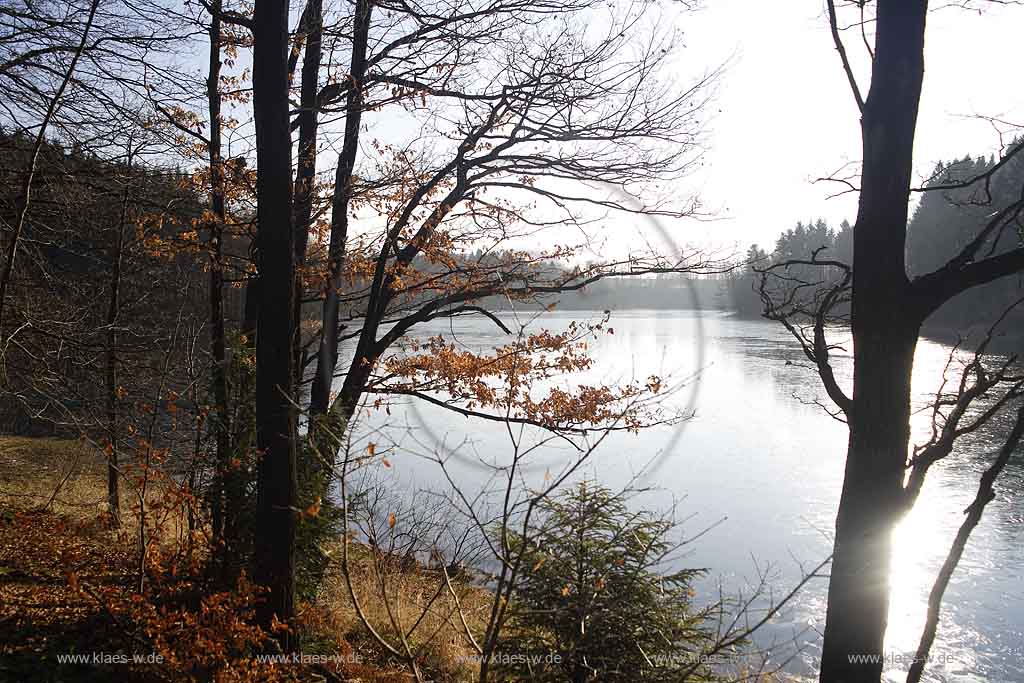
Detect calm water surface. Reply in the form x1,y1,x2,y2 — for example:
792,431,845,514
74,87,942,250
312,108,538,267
346,309,1024,682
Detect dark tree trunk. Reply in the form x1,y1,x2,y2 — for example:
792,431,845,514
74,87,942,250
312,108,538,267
819,3,929,682
205,1,239,581
308,0,373,424
306,0,373,477
242,276,260,343
290,0,323,392
104,156,131,528
251,0,297,648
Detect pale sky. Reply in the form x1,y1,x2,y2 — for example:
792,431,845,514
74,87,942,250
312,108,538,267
672,0,1024,251
214,0,1024,261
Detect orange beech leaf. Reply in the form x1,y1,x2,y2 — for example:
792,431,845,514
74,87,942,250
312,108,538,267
270,614,290,633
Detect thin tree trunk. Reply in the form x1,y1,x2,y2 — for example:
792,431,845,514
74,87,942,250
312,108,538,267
206,0,224,546
819,3,929,682
242,276,260,343
104,148,132,529
205,0,238,581
187,414,200,558
251,0,297,648
290,0,322,394
308,0,373,426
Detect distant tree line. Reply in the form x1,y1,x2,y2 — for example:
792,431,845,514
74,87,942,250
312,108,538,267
728,218,853,317
483,270,733,312
907,141,1024,339
729,139,1024,348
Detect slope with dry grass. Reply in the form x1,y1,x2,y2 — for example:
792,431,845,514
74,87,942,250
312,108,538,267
0,436,496,683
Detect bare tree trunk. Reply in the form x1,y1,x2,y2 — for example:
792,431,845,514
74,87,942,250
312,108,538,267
290,0,322,394
104,147,132,529
820,329,919,683
242,276,260,342
206,0,224,546
819,3,928,681
251,0,297,648
205,0,239,581
308,0,373,424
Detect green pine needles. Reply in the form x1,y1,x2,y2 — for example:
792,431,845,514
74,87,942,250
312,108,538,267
498,482,727,682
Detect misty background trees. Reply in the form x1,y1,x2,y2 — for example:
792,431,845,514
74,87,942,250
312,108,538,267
907,142,1024,335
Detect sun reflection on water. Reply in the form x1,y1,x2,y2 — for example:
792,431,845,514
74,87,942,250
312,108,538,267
887,492,950,657
880,338,990,682
885,492,985,682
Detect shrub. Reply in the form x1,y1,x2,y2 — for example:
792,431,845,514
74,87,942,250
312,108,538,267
498,482,721,682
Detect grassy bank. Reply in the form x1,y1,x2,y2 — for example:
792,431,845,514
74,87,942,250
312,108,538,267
0,436,489,682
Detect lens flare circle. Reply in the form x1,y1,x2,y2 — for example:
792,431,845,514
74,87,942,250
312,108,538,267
405,185,706,482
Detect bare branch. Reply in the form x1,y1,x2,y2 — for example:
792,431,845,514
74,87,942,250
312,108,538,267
826,0,865,114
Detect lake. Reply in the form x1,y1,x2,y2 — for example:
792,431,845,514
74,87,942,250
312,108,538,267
344,309,1024,683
